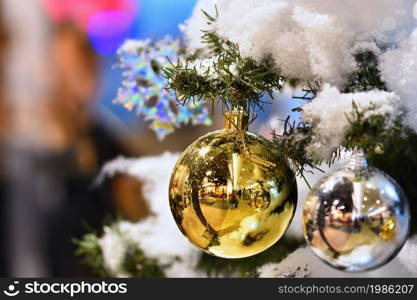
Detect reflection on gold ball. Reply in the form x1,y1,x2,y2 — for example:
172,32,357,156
169,117,297,258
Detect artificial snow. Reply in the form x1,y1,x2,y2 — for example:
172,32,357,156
381,3,417,133
96,153,204,277
184,0,417,89
301,85,401,160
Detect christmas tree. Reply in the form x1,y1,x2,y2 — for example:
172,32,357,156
76,0,417,277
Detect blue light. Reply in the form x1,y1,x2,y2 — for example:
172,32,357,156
132,0,197,38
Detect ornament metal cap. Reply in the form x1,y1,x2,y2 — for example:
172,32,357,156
224,109,249,131
348,148,368,169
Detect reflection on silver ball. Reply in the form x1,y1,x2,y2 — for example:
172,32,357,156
303,149,410,272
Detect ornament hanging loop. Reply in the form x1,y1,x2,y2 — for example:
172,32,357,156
224,109,276,169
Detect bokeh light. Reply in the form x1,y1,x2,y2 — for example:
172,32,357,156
88,10,136,55
41,0,139,55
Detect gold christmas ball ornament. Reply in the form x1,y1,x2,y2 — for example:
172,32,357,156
169,111,297,258
303,149,410,272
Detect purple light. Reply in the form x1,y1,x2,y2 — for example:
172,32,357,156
87,10,135,55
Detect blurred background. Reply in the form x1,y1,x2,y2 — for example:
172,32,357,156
0,0,206,277
0,0,290,277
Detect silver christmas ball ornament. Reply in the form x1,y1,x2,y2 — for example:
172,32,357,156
303,149,410,272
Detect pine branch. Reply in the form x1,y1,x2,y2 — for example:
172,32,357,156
271,119,325,188
196,236,303,278
270,49,405,180
73,234,109,277
163,12,285,118
344,50,387,93
74,222,166,278
343,101,405,155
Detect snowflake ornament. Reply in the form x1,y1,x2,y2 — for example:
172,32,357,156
115,37,212,140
